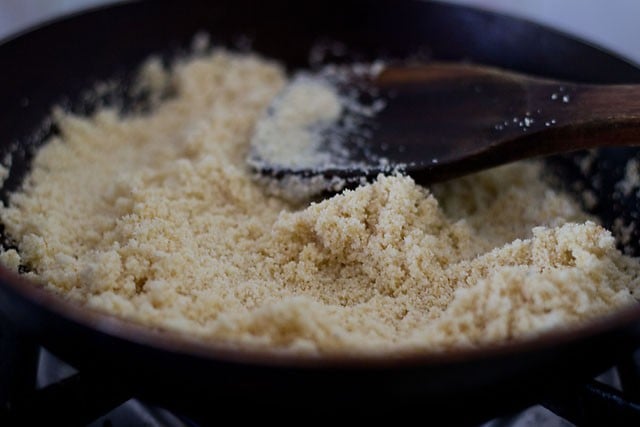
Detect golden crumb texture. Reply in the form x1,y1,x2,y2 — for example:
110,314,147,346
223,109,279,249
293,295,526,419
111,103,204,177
1,51,639,355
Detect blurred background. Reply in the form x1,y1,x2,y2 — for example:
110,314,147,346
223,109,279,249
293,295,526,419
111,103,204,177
0,0,639,65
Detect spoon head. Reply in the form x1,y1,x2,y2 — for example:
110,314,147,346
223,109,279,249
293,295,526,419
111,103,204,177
248,62,557,194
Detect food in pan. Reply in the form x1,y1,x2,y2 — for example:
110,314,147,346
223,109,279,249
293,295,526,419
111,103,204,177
0,49,638,354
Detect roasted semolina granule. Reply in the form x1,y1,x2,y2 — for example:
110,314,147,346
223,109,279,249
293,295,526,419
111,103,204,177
1,50,639,354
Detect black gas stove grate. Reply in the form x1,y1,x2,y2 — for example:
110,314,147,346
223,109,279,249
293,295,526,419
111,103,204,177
1,315,639,426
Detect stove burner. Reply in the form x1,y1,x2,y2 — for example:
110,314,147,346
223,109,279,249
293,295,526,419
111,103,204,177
1,314,639,426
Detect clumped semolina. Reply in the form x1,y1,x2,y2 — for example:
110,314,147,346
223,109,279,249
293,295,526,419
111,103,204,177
1,51,639,354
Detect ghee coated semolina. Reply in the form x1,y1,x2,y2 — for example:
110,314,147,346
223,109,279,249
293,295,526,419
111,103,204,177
1,50,639,354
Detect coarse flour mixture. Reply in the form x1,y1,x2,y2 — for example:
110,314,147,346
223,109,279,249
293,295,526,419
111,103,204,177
1,51,639,354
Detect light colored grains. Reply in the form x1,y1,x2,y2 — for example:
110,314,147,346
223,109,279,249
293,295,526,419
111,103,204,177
1,50,639,355
617,157,640,197
0,249,20,272
249,75,343,170
247,62,392,201
0,159,10,186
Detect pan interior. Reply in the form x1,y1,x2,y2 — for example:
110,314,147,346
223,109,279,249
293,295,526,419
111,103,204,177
0,0,639,362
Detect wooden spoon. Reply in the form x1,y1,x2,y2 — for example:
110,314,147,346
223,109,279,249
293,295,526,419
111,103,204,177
250,62,640,187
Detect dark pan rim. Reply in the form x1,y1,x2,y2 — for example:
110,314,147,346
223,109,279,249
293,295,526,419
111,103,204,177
0,0,131,46
438,0,640,69
2,0,640,73
1,0,640,370
2,264,639,369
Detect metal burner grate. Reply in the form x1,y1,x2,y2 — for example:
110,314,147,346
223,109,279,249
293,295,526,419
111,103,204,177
1,313,640,427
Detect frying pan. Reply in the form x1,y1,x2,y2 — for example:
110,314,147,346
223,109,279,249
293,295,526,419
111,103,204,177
1,0,640,424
